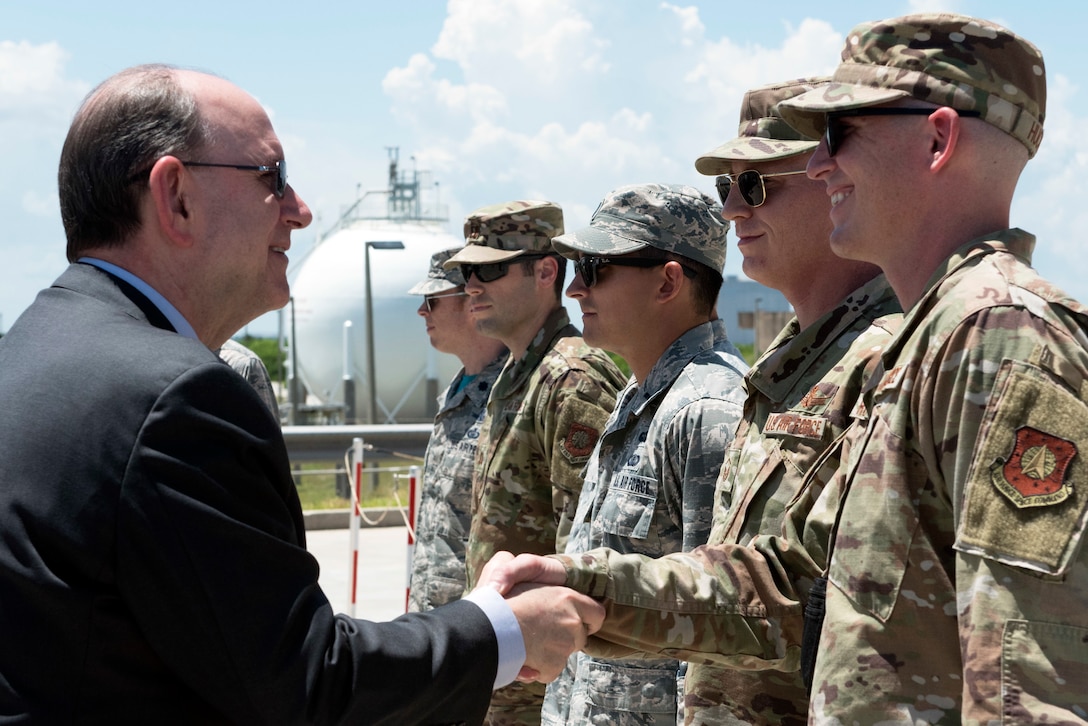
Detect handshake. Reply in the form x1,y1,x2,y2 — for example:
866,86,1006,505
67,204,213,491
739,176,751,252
474,552,598,683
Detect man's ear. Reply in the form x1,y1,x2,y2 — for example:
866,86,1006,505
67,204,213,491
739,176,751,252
927,107,962,173
537,254,559,287
147,156,197,247
656,260,687,304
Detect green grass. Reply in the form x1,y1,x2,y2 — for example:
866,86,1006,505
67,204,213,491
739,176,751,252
293,459,419,510
737,342,757,366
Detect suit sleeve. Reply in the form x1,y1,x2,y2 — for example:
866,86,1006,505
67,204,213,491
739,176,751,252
117,362,497,724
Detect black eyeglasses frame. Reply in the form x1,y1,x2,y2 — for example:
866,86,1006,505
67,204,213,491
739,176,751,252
574,255,695,288
180,159,288,198
823,107,982,157
459,253,552,284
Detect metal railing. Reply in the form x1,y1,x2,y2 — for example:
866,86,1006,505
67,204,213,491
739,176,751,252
282,424,431,463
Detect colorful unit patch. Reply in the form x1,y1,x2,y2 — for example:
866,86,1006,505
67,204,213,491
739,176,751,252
992,426,1076,508
564,422,600,459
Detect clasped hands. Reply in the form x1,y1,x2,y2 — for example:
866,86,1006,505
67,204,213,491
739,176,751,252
473,552,602,683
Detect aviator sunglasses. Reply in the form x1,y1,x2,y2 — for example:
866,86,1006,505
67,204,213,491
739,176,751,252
181,159,289,198
459,254,551,283
823,107,981,157
715,169,806,208
575,255,694,288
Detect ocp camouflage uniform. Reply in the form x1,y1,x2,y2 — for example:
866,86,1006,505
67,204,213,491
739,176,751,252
407,352,506,612
468,306,625,725
553,13,1087,724
808,230,1088,722
770,13,1087,719
684,275,900,725
543,319,747,726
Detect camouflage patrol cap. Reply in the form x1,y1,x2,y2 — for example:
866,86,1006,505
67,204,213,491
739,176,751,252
694,77,830,174
407,247,465,295
551,183,729,273
777,14,1046,157
443,200,565,268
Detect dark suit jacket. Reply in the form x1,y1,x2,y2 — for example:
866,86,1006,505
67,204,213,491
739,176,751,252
0,263,496,724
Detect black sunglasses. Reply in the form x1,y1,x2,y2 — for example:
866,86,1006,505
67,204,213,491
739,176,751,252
460,254,551,283
823,107,982,157
423,290,467,312
574,255,694,288
715,170,807,208
181,159,288,198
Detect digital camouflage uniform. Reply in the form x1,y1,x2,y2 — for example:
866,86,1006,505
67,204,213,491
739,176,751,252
448,202,626,725
778,14,1087,723
542,182,748,726
407,353,506,612
544,319,747,726
684,276,900,725
405,248,506,613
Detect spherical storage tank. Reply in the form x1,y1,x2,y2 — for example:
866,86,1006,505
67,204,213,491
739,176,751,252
289,156,465,424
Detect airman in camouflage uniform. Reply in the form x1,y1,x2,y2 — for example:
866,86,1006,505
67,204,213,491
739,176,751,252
773,13,1088,722
478,19,1078,721
406,249,507,612
679,78,902,725
446,202,626,725
542,184,748,726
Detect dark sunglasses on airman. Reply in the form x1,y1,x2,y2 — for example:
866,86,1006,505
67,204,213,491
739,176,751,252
715,169,807,208
460,254,551,283
822,107,981,157
574,255,695,288
181,159,288,198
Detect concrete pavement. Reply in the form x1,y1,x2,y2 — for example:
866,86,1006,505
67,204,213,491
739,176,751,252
307,524,412,622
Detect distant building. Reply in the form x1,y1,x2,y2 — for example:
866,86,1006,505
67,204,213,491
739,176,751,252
717,275,792,352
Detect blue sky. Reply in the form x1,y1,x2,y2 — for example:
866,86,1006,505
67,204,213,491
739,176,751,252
4,0,1086,336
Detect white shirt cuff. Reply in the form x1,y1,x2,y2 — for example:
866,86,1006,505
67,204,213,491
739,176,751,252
463,586,526,689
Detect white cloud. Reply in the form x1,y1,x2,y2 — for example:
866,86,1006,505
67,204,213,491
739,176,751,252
660,3,704,46
377,4,849,235
0,40,87,114
431,0,609,87
383,52,509,129
685,18,843,113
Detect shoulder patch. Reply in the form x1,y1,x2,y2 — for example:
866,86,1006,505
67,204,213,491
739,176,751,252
992,426,1076,508
958,360,1088,575
564,421,599,459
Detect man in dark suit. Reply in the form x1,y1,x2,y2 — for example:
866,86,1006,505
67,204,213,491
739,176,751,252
0,64,603,725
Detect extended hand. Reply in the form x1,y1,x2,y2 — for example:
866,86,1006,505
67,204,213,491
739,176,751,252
477,551,568,596
502,582,604,683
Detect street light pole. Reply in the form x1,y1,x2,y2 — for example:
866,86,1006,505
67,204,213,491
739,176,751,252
363,240,405,424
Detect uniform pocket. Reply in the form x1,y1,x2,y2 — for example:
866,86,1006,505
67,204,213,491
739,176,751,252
598,470,657,540
570,659,678,717
1002,620,1088,722
828,411,921,622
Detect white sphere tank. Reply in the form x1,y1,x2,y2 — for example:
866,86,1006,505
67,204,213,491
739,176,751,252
289,218,464,423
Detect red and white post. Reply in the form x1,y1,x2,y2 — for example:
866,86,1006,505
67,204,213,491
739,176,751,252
405,464,420,612
348,437,364,617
